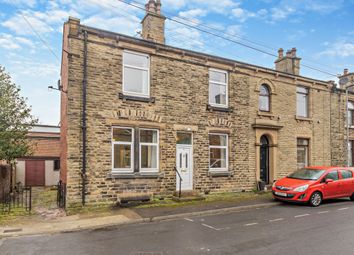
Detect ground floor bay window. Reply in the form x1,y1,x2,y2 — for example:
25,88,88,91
112,127,159,173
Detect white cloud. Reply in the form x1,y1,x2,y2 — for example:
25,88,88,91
270,6,296,21
161,0,187,10
0,33,34,50
0,0,36,7
163,0,240,13
268,0,344,22
10,59,59,78
287,30,306,42
179,9,207,19
83,15,140,36
319,41,354,58
231,8,267,22
0,34,21,49
166,20,204,50
2,13,54,35
226,25,243,37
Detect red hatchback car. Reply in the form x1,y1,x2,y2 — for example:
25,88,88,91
272,166,354,206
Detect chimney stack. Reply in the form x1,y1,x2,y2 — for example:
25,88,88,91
344,68,349,76
141,0,166,44
275,47,301,75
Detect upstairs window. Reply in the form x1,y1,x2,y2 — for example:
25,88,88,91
259,84,270,112
296,86,309,118
209,69,228,107
348,101,354,126
123,51,150,97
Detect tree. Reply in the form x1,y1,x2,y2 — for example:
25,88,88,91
0,65,38,164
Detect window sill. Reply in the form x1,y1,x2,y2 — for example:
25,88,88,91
119,93,155,103
257,111,275,118
208,171,232,177
295,116,313,123
107,172,163,179
207,105,233,113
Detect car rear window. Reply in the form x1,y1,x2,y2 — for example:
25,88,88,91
340,170,353,179
326,171,339,181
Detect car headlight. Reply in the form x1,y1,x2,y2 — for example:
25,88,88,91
293,184,309,192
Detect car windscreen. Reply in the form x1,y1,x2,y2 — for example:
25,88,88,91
287,169,326,180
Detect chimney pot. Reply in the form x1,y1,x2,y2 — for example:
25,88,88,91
278,48,284,58
148,0,156,13
344,68,349,75
291,47,297,57
156,0,161,14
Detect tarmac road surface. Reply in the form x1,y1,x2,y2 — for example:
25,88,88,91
1,199,354,255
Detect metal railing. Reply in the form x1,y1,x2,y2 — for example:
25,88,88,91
57,180,66,209
1,183,32,214
174,166,183,198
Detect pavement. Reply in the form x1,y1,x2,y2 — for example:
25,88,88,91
0,195,277,238
1,198,353,255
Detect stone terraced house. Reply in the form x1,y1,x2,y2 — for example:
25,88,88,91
60,0,352,207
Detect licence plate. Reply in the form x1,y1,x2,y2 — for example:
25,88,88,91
275,192,287,197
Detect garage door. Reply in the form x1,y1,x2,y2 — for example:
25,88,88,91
25,160,45,186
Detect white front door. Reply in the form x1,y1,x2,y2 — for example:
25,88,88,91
176,145,193,191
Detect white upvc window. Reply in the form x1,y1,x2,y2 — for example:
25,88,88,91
112,127,134,173
139,129,159,173
209,69,228,107
296,86,309,118
348,101,354,126
123,51,150,97
209,133,228,172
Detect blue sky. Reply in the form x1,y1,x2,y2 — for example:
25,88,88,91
0,0,353,125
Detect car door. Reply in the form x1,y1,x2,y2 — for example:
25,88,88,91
339,169,354,196
322,170,340,198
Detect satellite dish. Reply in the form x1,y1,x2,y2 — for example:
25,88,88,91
340,77,349,86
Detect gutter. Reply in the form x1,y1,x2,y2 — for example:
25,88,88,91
82,30,88,206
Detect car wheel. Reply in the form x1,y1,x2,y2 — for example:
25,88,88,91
350,193,354,201
309,192,322,207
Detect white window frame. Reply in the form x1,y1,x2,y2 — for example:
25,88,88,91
112,126,134,173
348,101,354,127
209,133,229,172
209,69,228,108
297,138,309,169
296,86,309,118
122,50,150,98
259,84,270,112
139,128,159,173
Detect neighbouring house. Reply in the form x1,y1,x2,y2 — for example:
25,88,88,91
60,0,350,208
16,125,61,187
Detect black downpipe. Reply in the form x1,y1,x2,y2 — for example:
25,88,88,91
82,30,88,206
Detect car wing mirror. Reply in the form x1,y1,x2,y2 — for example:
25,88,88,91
325,179,334,184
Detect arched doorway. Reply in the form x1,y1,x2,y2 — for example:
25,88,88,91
260,135,269,184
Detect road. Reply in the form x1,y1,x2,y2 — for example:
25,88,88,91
1,199,354,255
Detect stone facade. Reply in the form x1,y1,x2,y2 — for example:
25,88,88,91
60,5,349,207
